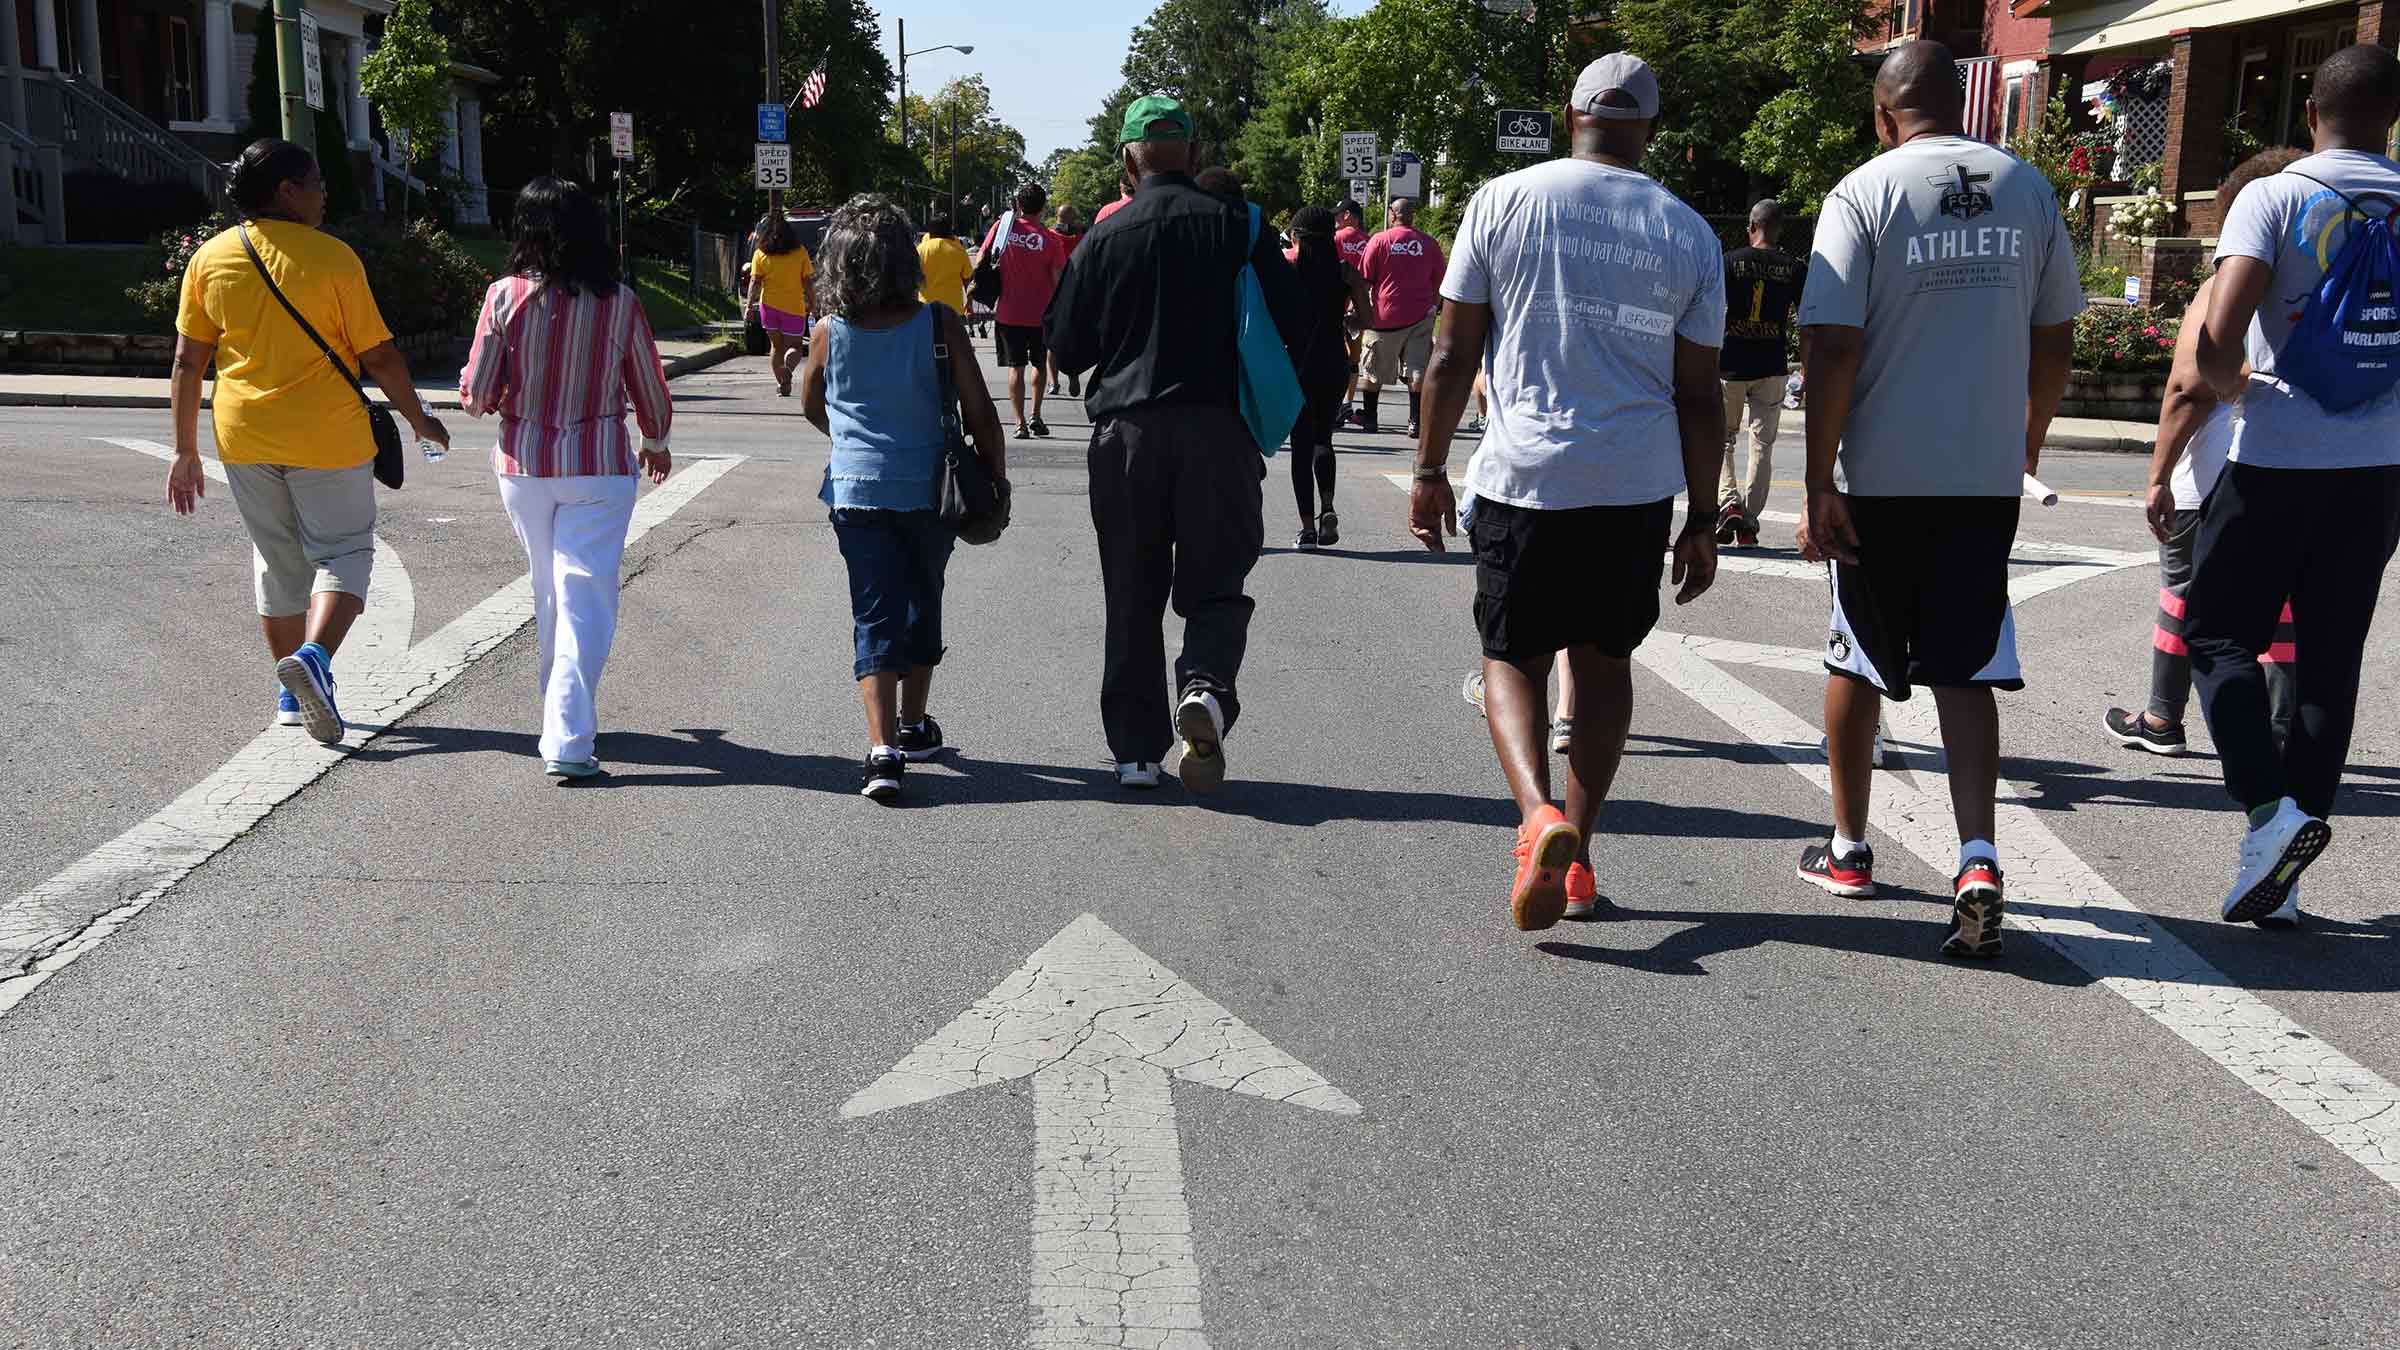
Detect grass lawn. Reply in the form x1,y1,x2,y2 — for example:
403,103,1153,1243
0,245,171,334
453,238,739,337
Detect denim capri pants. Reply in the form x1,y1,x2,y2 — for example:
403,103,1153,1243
830,508,956,679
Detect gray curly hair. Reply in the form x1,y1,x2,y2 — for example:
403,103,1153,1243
817,193,924,320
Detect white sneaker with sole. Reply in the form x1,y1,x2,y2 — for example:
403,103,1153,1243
2222,797,2331,924
2256,879,2304,929
1174,690,1227,794
1116,761,1162,790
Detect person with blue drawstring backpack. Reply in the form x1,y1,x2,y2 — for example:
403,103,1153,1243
1044,94,1302,795
2187,43,2400,930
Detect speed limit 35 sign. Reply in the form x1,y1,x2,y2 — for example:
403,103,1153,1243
755,143,792,190
1340,131,1378,182
1496,109,1553,155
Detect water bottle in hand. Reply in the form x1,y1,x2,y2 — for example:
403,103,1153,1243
418,436,445,463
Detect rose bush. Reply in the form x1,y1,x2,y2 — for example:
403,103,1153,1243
128,215,491,338
2074,304,2179,374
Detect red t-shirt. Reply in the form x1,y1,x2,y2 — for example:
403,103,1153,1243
1358,225,1446,330
980,216,1070,328
1093,194,1133,224
1334,225,1369,269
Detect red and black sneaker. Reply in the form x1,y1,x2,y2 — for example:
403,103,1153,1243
1797,841,1875,898
1943,858,2006,959
1713,501,1745,546
1734,525,1760,548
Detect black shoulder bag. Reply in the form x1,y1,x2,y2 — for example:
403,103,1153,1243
930,302,1008,545
237,224,406,489
969,212,1010,310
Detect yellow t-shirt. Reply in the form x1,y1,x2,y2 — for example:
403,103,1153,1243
175,219,393,470
751,246,815,314
917,236,974,314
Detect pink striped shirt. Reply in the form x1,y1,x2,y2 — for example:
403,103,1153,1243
460,276,672,477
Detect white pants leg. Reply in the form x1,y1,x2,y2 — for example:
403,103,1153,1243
499,474,638,763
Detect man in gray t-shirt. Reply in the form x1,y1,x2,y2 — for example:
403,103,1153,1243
2183,43,2400,927
1789,40,2082,961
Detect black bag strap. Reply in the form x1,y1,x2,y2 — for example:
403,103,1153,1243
237,223,375,416
2286,170,2400,222
929,301,962,430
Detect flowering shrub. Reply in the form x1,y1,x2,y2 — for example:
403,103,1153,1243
2108,188,2175,242
127,215,491,337
2075,304,2179,374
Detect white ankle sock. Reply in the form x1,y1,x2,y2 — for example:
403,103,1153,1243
1959,838,1997,870
1832,832,1865,856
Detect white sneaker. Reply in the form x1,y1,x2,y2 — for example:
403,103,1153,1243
1819,732,1888,769
2256,879,2305,930
1463,670,1486,716
2222,797,2331,924
1174,690,1227,794
1116,761,1162,790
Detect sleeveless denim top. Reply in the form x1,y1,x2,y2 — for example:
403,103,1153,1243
819,305,945,511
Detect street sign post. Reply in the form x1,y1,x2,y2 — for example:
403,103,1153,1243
757,103,787,144
609,112,634,160
1349,178,1374,206
754,143,792,190
1340,131,1378,182
1386,151,1424,202
1497,109,1553,155
298,11,324,113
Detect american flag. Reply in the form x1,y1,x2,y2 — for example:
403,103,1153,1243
800,64,829,110
1956,57,2000,143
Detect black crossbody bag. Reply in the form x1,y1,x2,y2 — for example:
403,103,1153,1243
929,302,1007,545
237,224,406,489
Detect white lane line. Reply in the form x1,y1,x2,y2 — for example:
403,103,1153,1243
846,914,1359,1349
0,456,747,1016
94,437,416,658
1638,632,2400,1192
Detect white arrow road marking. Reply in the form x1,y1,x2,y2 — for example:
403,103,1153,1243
845,913,1359,1349
1638,631,2400,1192
0,456,747,1015
93,437,416,659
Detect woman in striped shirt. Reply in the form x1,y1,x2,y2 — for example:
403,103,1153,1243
460,175,674,780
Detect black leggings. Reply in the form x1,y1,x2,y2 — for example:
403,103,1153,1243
1290,372,1345,521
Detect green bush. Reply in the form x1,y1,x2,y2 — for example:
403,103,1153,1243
127,216,493,338
2075,304,2178,374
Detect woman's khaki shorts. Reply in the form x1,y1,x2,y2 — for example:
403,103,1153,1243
1359,313,1435,386
224,461,376,616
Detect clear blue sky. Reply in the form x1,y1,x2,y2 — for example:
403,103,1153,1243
874,2,1375,164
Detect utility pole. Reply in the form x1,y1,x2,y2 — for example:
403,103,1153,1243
761,0,781,215
272,0,312,150
897,16,910,176
947,104,957,224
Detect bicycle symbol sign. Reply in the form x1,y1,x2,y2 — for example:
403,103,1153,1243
1496,109,1553,156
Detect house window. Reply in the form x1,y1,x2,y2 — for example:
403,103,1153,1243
2000,75,2026,142
166,17,196,123
2283,22,2359,147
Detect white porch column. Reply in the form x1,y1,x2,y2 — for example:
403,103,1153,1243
202,0,233,126
2,0,30,132
346,37,371,147
439,94,458,172
33,0,59,69
458,95,481,184
72,0,98,80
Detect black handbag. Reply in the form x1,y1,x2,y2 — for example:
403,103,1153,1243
930,303,1008,545
968,213,1009,309
238,224,406,489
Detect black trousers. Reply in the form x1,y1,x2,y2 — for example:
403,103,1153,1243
1288,369,1346,521
2187,462,2400,818
1088,402,1266,763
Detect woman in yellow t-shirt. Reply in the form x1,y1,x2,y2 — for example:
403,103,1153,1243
745,213,816,397
166,137,449,744
916,212,974,317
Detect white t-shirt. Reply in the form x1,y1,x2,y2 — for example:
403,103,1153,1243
2171,404,2234,510
2213,149,2400,470
1798,135,2087,496
1441,157,1724,511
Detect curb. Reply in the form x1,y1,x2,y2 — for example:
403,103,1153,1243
0,341,741,411
2045,429,2151,454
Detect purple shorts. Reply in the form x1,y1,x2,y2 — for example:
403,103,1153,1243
759,302,810,337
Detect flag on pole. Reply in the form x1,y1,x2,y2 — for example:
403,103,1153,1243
800,65,829,110
1956,57,2000,142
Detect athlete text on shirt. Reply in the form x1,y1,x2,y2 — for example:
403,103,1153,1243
1905,226,2025,267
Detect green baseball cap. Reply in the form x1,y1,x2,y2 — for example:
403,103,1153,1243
1119,94,1195,146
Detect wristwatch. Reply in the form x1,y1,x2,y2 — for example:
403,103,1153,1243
1412,465,1449,481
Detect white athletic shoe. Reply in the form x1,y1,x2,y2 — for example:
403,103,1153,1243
2256,879,2304,930
2222,797,2331,924
1174,690,1227,794
1116,761,1163,790
1819,732,1888,769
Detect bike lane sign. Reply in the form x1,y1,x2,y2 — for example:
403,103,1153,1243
1497,109,1553,155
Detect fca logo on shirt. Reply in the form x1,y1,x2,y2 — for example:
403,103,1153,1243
1933,165,1994,221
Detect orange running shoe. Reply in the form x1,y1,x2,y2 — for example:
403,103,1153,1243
1563,861,1599,919
1510,805,1581,931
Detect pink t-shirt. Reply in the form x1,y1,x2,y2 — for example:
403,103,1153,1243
1334,225,1369,268
1358,225,1446,329
981,217,1070,328
1093,194,1133,224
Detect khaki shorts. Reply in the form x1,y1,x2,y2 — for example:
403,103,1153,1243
224,461,376,616
1360,313,1435,385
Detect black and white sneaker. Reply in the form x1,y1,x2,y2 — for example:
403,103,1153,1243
1117,761,1163,790
1316,508,1339,547
895,716,947,761
861,748,905,803
2104,706,2188,756
2222,797,2330,923
1550,717,1573,755
1295,527,1319,551
1030,416,1051,437
1404,420,1420,440
1797,841,1876,898
1943,858,2006,958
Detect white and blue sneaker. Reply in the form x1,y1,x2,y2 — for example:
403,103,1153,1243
274,642,344,744
274,687,303,727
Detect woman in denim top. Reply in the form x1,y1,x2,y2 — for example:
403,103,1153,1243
801,194,1007,802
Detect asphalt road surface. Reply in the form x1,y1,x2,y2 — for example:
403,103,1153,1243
3,353,2396,1349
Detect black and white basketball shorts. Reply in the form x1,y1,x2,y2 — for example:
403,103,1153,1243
1823,495,2024,701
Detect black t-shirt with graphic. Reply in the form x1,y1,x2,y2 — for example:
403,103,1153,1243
1720,245,1804,380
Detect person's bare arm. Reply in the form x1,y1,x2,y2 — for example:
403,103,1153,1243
1798,324,1865,564
2145,277,2219,542
1669,335,1725,604
2025,320,2074,477
167,335,213,515
2197,255,2271,401
1408,298,1488,551
798,325,832,434
356,340,448,450
944,306,1007,480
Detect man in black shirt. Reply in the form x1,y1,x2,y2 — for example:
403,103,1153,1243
1046,95,1302,793
1715,199,1805,548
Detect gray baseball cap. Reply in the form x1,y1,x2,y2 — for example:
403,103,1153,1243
1571,52,1660,121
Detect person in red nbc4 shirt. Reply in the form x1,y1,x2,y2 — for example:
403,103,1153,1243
978,182,1071,439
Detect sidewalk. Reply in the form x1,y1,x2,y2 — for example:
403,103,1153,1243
2046,415,2154,454
0,338,740,410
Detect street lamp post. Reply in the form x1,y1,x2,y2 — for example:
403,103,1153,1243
896,18,973,174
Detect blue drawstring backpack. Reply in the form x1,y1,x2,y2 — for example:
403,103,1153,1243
2275,172,2400,414
1235,202,1304,456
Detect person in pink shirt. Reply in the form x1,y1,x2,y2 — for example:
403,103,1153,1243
1356,196,1446,437
978,182,1070,438
1333,198,1371,423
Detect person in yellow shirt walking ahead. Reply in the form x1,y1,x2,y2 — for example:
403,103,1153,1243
745,213,817,397
166,138,449,744
916,213,975,315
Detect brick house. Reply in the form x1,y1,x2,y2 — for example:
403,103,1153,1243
1860,2,2059,143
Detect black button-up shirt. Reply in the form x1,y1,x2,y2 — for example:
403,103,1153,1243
1043,172,1302,422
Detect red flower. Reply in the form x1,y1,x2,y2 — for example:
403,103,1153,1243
2142,325,2158,336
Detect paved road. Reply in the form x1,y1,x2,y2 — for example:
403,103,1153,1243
3,353,2397,1348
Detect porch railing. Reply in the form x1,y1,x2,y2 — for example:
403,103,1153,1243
1,118,66,244
21,70,227,206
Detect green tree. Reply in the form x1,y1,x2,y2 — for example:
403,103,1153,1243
1733,0,1872,211
358,0,452,220
894,76,1032,223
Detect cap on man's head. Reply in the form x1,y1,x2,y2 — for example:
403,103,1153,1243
1571,52,1661,122
1119,94,1195,146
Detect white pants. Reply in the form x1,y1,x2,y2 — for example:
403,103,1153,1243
497,474,639,763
